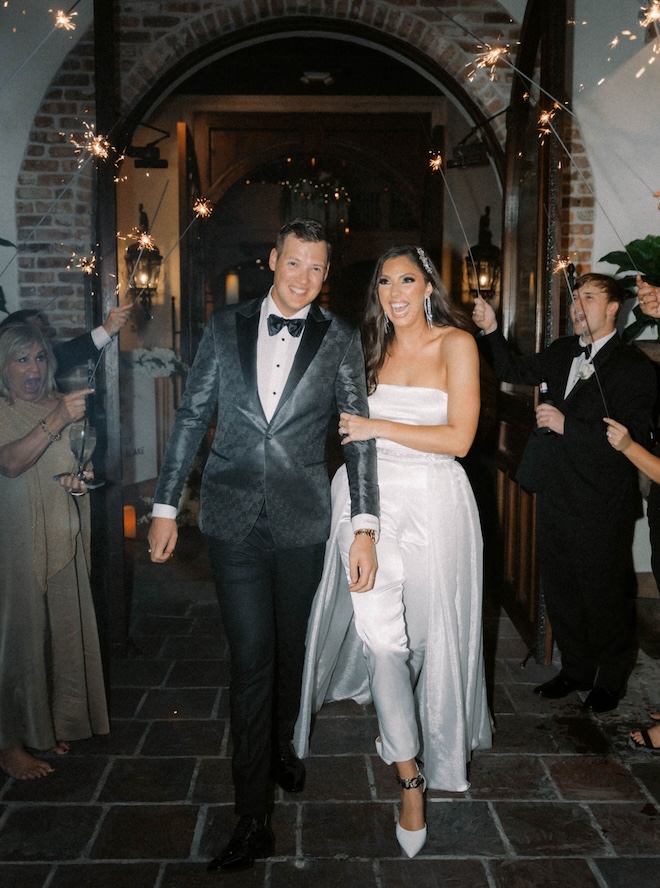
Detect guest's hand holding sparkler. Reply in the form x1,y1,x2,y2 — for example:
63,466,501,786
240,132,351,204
472,295,498,335
637,275,660,319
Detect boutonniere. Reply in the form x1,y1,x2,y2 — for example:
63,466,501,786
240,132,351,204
578,361,595,380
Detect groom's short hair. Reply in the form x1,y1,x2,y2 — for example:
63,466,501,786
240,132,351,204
276,218,332,264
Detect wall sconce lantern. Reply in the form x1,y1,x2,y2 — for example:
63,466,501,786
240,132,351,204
465,206,501,299
124,204,162,321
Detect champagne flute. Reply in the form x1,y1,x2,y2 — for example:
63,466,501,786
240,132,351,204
69,421,97,476
54,420,104,492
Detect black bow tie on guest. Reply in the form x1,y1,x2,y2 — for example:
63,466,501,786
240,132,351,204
267,314,306,338
571,340,592,358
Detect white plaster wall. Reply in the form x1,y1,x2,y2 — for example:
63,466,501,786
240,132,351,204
0,3,92,309
574,3,660,268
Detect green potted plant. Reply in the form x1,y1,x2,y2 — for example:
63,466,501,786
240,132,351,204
600,235,660,341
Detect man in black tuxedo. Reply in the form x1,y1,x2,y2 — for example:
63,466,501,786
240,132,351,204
473,274,656,713
0,304,131,377
148,218,379,871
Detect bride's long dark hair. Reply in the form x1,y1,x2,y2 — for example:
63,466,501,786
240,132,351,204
362,245,471,393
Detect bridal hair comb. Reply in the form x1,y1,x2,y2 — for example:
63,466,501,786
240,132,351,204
416,247,433,275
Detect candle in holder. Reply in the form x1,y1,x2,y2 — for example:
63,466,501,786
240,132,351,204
123,504,137,538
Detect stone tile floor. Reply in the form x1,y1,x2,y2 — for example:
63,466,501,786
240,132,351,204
2,531,660,887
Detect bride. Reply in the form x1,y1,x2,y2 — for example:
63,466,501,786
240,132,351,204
294,244,493,857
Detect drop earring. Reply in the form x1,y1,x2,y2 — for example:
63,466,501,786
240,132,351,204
424,295,433,328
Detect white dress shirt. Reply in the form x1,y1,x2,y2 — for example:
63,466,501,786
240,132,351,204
257,291,310,421
564,330,615,397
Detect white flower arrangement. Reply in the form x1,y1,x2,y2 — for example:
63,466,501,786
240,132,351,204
128,347,186,378
578,361,595,380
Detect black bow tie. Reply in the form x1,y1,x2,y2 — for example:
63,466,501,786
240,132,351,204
572,340,592,358
267,314,305,338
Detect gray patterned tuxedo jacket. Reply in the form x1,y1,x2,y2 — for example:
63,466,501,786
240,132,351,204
154,296,379,547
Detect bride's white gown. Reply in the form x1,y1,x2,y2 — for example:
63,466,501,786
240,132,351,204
293,384,493,791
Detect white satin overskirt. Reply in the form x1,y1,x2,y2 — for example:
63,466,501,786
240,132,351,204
294,437,493,791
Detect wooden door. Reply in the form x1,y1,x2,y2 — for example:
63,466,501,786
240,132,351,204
496,0,570,660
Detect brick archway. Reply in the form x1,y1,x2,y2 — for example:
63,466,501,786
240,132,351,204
16,0,523,322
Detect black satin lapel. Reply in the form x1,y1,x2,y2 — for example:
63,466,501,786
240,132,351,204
274,309,331,415
236,309,260,409
564,335,619,401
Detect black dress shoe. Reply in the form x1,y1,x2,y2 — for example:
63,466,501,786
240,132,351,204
207,815,273,872
534,675,591,699
273,743,306,793
584,687,619,713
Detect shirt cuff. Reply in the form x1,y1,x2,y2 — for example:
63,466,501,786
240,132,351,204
351,513,380,540
151,503,177,520
91,326,112,349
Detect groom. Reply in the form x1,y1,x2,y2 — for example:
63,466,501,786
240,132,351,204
148,218,379,871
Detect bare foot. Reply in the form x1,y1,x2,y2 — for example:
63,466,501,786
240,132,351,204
51,741,70,755
0,746,54,780
630,723,660,749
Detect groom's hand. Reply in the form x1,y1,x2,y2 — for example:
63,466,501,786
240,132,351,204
348,534,378,592
148,516,178,562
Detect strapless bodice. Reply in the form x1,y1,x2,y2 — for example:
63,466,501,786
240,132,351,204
368,384,451,461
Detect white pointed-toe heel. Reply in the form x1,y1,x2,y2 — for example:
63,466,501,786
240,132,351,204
396,821,428,858
395,771,427,858
375,736,393,765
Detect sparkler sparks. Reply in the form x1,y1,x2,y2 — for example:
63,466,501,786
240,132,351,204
474,45,509,81
75,255,96,275
641,2,660,29
538,105,560,137
131,230,157,251
552,257,570,275
428,153,443,172
69,123,112,164
54,10,77,31
193,197,213,218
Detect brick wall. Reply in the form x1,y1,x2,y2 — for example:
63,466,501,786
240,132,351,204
16,0,561,327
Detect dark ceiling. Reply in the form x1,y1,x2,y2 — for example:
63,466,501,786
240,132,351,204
173,36,439,96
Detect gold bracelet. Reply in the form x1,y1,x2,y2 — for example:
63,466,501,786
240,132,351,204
39,419,61,443
354,528,376,541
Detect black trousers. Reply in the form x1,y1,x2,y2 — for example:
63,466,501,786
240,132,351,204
207,507,325,817
537,497,637,694
647,482,660,589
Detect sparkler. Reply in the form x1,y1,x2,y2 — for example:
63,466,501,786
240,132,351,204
157,196,214,269
0,1,82,93
54,9,77,31
70,122,113,165
641,1,660,29
474,45,509,81
429,156,486,298
538,106,559,137
428,153,442,172
74,255,96,275
192,197,213,218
